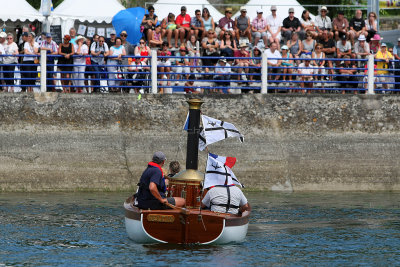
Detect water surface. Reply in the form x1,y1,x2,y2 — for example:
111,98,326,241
0,192,399,266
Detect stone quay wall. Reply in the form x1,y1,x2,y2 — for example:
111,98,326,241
0,93,399,192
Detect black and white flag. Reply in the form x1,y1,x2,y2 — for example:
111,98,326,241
204,154,243,189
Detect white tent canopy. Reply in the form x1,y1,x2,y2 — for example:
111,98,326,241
51,0,125,23
233,0,312,22
153,0,224,21
0,0,44,22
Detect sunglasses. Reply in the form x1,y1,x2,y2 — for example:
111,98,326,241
321,10,327,12
121,34,128,37
7,37,12,39
289,12,294,14
140,42,145,44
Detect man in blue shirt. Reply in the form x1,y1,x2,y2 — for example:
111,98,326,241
136,151,185,210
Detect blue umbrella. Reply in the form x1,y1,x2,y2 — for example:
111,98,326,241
112,7,148,46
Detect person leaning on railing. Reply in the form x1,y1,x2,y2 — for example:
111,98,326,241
40,33,58,92
280,45,294,87
264,42,282,87
298,55,314,93
0,32,7,90
22,32,39,93
73,36,89,93
128,55,149,94
2,33,19,93
375,43,393,91
58,34,74,93
90,35,109,93
107,37,126,93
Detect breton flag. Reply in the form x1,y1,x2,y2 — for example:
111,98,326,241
204,154,243,189
199,115,244,151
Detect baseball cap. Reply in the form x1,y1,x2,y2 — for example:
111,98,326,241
0,32,7,38
341,35,347,40
152,151,167,162
45,32,52,38
257,9,263,13
338,10,344,15
120,30,128,36
219,57,227,63
381,43,387,47
321,6,328,11
289,8,295,13
225,7,232,13
281,45,289,50
240,6,247,12
110,29,116,35
181,6,186,11
271,5,277,11
22,32,29,37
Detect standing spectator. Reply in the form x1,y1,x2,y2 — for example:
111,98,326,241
107,30,116,48
365,12,378,42
176,6,192,47
187,34,200,71
319,30,336,80
69,28,77,45
337,55,358,93
393,38,400,91
35,32,46,46
354,35,370,67
141,5,158,42
235,7,252,44
300,10,318,39
264,42,282,85
90,35,109,93
220,31,237,59
107,37,126,92
266,6,282,50
235,43,250,82
2,33,19,92
120,31,134,62
287,32,302,61
161,13,178,48
332,11,350,42
174,45,190,82
298,55,314,93
84,36,94,93
349,10,367,46
58,35,74,93
40,33,58,92
301,31,316,58
18,32,28,63
280,45,294,86
213,57,231,93
191,10,205,41
315,6,333,39
134,38,151,64
0,32,6,90
336,35,354,60
18,25,29,45
219,8,235,40
149,25,163,48
370,34,382,54
282,8,305,42
251,10,268,48
375,43,393,91
73,36,89,93
202,8,215,39
22,32,39,92
201,29,220,77
157,41,172,93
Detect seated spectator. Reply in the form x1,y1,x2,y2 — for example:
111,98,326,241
282,8,305,42
161,13,179,48
251,10,268,48
266,6,283,50
354,35,370,67
337,55,358,93
157,41,172,92
186,34,201,71
301,31,316,58
319,30,336,80
375,43,393,91
349,9,367,46
336,35,355,60
141,5,158,42
176,6,192,46
365,12,378,42
184,74,201,94
149,25,163,48
312,43,326,82
201,29,220,76
235,42,250,82
298,55,314,92
174,45,190,82
213,57,231,93
134,39,151,64
370,34,382,54
249,46,262,82
300,10,318,39
219,8,235,40
264,42,282,84
128,55,150,93
235,7,252,44
315,6,333,40
220,31,237,59
190,10,205,41
287,32,302,61
202,8,216,39
362,62,378,91
280,45,294,85
332,11,349,42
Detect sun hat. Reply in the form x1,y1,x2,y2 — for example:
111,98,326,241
358,35,366,41
240,6,247,12
76,35,86,42
239,42,248,48
371,34,382,40
281,45,289,50
0,32,7,38
225,7,232,13
219,57,227,63
120,31,128,36
320,6,328,11
257,9,263,14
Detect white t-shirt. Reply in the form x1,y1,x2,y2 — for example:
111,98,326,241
315,15,332,30
108,45,125,64
298,62,314,75
202,186,247,214
3,42,18,64
264,48,282,65
73,43,89,65
23,42,39,61
266,15,282,34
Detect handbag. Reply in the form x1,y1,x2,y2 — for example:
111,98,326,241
34,57,39,64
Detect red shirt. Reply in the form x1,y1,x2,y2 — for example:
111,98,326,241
176,14,191,27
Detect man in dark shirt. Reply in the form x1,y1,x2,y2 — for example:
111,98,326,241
349,9,367,45
136,151,185,210
319,30,336,80
282,8,305,42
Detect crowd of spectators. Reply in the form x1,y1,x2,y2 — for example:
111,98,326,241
0,4,399,94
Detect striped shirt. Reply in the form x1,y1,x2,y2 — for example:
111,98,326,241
202,186,247,214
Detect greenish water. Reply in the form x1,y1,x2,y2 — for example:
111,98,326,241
0,192,399,266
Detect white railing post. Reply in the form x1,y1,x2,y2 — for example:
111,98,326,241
367,54,375,95
151,50,158,94
261,52,268,94
40,49,47,92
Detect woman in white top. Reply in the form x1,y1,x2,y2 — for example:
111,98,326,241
22,32,39,92
365,12,378,42
300,10,318,39
107,37,126,92
3,33,19,92
73,35,89,93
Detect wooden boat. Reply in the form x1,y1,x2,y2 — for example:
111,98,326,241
124,99,250,244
